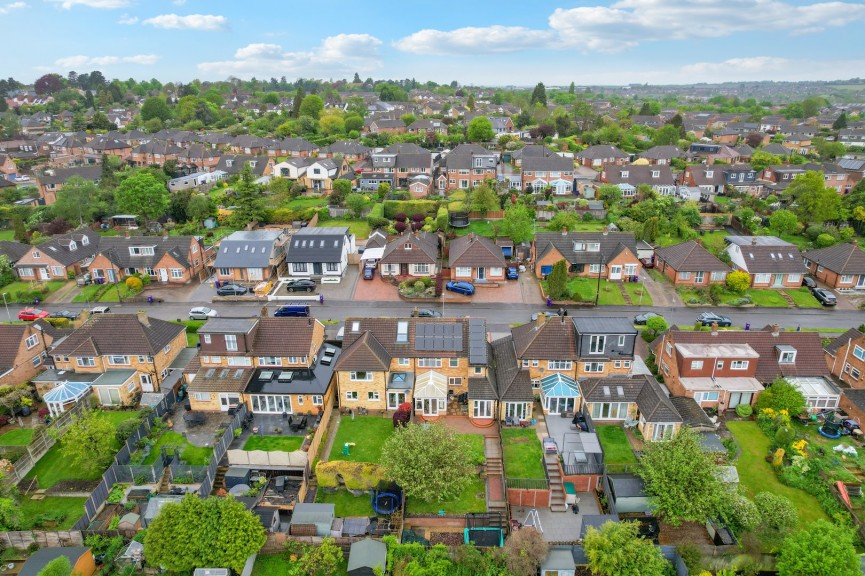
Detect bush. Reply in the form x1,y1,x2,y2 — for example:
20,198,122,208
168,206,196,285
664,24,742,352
676,544,703,574
735,404,753,418
755,378,806,418
815,233,837,248
754,492,798,530
115,419,141,444
726,270,751,294
383,200,437,219
314,460,387,490
775,426,795,446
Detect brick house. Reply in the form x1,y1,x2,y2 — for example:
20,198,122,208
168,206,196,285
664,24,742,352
599,164,676,198
129,141,182,167
572,317,637,379
448,233,506,282
436,143,497,192
824,327,865,387
581,375,683,441
637,145,685,166
187,317,332,414
89,235,207,285
14,228,100,282
533,230,640,281
333,317,492,421
802,242,865,291
37,166,101,205
0,321,59,387
319,141,371,162
0,154,17,181
725,236,806,288
380,232,439,278
654,240,729,286
521,154,575,195
575,145,628,168
213,229,289,283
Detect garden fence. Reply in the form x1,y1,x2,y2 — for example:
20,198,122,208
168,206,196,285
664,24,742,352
170,464,208,483
199,404,248,497
505,478,549,490
307,401,334,461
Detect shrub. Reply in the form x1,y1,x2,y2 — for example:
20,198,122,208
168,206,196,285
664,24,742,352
676,544,703,574
815,233,837,248
754,492,798,530
755,378,806,418
775,426,795,446
735,404,753,418
314,460,387,490
115,419,141,444
726,270,751,294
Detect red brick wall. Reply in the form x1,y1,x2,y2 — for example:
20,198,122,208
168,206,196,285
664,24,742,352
563,474,601,493
507,488,550,508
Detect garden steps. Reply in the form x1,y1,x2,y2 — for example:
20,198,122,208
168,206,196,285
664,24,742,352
544,454,568,513
483,433,508,518
618,283,633,305
211,465,229,493
778,290,797,307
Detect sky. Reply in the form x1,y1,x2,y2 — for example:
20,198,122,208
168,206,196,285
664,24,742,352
4,0,865,86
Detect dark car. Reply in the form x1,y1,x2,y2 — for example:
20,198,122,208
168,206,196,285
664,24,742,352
634,311,660,325
640,257,655,269
50,310,79,321
802,276,817,289
696,312,732,327
274,305,311,317
216,283,248,296
446,281,475,296
286,279,317,293
812,287,837,306
506,266,519,280
362,267,375,281
412,308,442,318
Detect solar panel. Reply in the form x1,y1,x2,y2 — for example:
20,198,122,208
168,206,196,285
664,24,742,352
415,322,463,351
468,319,487,365
278,371,293,382
259,371,274,381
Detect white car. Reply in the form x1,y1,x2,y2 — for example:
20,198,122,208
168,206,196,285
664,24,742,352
189,306,218,320
90,306,111,314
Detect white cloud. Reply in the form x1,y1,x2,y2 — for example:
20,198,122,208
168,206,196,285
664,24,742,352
0,2,27,15
142,13,227,31
172,0,185,4
49,0,129,8
197,34,383,79
679,56,865,83
394,0,865,55
55,54,159,68
117,13,137,24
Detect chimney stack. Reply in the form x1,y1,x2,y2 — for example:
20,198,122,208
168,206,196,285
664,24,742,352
696,238,703,247
562,226,567,236
535,313,546,328
771,323,781,337
751,237,757,246
603,225,609,236
124,230,130,239
854,239,859,247
137,310,150,327
711,322,718,336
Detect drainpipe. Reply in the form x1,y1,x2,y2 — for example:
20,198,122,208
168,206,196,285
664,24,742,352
839,337,852,385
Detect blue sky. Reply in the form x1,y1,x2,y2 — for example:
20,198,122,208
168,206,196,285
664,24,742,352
4,0,865,86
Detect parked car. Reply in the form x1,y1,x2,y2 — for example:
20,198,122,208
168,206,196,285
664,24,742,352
362,267,375,281
633,311,660,325
802,276,817,289
696,312,732,327
189,306,218,320
49,310,79,321
446,281,475,296
285,279,317,293
531,311,561,321
639,257,654,268
812,287,838,306
506,266,519,280
90,306,111,314
18,308,49,321
274,305,311,317
412,308,442,318
216,283,248,296
75,273,92,286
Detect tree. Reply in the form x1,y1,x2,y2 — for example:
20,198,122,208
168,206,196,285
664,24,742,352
569,81,575,94
546,259,569,300
400,113,416,127
725,270,751,294
637,428,725,526
466,116,494,142
52,176,99,225
750,150,783,172
145,495,265,573
228,165,267,228
469,183,499,215
298,94,324,120
640,216,660,243
319,113,345,136
50,410,117,474
499,203,534,244
114,171,170,229
753,492,798,530
331,179,351,204
380,422,475,501
653,125,680,147
755,378,806,416
141,96,171,123
769,209,799,235
530,82,547,107
345,193,368,218
36,556,71,576
776,520,859,576
187,194,214,224
597,184,623,210
786,171,842,225
286,537,344,576
644,315,668,341
503,528,548,576
833,112,848,130
34,73,64,95
583,521,668,576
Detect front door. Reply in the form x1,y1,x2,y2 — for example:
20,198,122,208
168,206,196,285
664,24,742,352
400,263,409,276
313,263,322,275
159,268,168,283
38,268,49,280
609,265,622,280
477,267,485,280
773,274,784,287
106,268,116,283
388,392,406,410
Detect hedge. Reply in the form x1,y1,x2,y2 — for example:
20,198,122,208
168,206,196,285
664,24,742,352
435,207,448,231
383,200,438,219
315,460,387,490
367,203,385,219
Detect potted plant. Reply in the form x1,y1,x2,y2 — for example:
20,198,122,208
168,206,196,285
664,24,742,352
19,397,33,417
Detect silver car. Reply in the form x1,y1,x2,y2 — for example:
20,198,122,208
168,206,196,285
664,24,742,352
189,306,218,320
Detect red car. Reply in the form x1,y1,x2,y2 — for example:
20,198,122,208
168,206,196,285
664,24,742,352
18,308,49,321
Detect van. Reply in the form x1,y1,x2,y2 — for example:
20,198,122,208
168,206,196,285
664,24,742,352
274,305,311,317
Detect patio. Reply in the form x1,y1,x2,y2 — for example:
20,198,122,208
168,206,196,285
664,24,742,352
512,492,601,543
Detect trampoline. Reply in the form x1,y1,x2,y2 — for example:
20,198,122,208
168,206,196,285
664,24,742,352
819,421,843,439
464,512,505,547
371,482,403,515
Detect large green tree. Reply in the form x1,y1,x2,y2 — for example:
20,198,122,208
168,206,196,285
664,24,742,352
469,183,499,215
776,520,859,576
380,422,475,502
503,528,548,576
187,194,214,224
298,95,324,120
144,495,265,573
754,378,806,416
546,259,569,300
786,171,842,225
530,82,547,107
637,427,725,526
750,150,783,172
769,209,799,236
467,116,494,142
499,203,534,244
51,176,100,225
227,165,267,228
50,410,117,474
583,521,668,576
114,170,170,229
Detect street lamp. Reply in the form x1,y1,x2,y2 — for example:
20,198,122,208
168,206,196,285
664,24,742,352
594,254,604,306
1,293,8,322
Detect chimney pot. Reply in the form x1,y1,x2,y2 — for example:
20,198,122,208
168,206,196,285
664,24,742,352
696,238,703,247
771,323,780,336
711,321,718,335
562,226,567,236
137,310,150,327
751,237,757,245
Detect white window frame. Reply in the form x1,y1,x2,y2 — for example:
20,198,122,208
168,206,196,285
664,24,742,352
547,360,573,370
349,371,374,381
312,395,323,405
24,335,38,349
368,391,380,401
449,357,459,368
398,357,410,366
107,355,129,365
589,335,606,354
779,351,796,364
473,400,492,418
76,357,96,367
225,335,238,351
694,391,720,403
854,346,865,361
690,360,704,370
227,356,252,367
731,360,749,370
583,362,604,373
203,334,211,344
417,358,442,368
345,391,358,401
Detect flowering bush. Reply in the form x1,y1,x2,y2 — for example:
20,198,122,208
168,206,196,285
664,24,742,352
791,439,808,457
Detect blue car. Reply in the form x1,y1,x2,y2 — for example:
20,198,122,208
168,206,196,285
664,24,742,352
362,267,375,280
446,281,475,296
506,266,519,280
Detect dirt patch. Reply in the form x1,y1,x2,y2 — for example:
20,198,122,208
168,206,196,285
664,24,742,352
429,532,464,546
47,479,100,494
658,520,713,546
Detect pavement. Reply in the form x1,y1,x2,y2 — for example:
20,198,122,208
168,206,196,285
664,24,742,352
640,269,681,307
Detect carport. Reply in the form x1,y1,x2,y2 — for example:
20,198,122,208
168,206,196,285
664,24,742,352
361,247,384,268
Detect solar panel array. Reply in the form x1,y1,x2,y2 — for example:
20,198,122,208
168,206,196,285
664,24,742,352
415,322,463,351
468,319,488,365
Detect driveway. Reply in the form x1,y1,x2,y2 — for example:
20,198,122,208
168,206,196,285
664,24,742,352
519,274,545,305
353,273,399,301
317,267,359,300
640,269,681,307
470,280,523,304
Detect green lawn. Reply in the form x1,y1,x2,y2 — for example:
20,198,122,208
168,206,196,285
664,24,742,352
778,233,813,251
3,280,69,303
323,218,371,239
315,489,373,517
655,231,728,255
455,220,498,237
565,277,626,305
25,410,141,488
252,554,347,576
285,196,329,210
406,477,486,514
0,427,34,446
501,428,545,479
171,319,205,347
97,282,140,302
0,230,14,240
242,435,304,452
624,282,653,305
141,431,213,466
461,434,486,466
72,283,105,303
596,425,638,466
328,416,393,463
785,287,822,308
722,289,789,307
19,496,86,530
726,421,828,525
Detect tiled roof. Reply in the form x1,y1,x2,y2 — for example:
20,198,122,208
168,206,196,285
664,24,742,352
337,317,478,362
581,375,648,403
251,318,320,357
534,231,637,267
0,240,30,262
52,314,185,357
490,335,532,401
576,145,628,160
670,396,715,428
0,324,28,372
637,377,682,423
655,240,729,273
448,234,505,268
332,331,391,372
512,317,577,360
381,232,438,265
802,243,865,275
98,236,199,269
825,328,863,356
22,228,100,267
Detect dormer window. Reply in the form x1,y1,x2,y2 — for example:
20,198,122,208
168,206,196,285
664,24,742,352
129,246,155,256
651,171,660,178
226,160,233,167
587,243,600,252
705,171,713,178
404,243,412,250
81,236,89,246
573,242,586,252
69,241,77,251
780,351,796,363
620,171,629,178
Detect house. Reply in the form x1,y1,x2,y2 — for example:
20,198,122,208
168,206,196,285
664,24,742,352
380,232,439,278
214,155,274,177
270,137,319,158
407,119,447,136
319,141,371,161
521,154,575,195
581,374,683,441
437,143,497,192
167,170,227,192
213,229,289,283
575,145,629,168
37,166,101,204
188,317,333,414
758,165,807,193
368,119,407,134
510,144,554,167
14,228,99,281
839,128,865,147
511,314,578,388
725,236,806,288
88,235,207,285
637,145,685,165
572,317,637,379
301,158,352,192
654,240,729,286
333,317,491,419
680,165,726,196
533,230,640,281
839,389,865,429
285,226,356,278
448,233,506,282
0,321,57,387
656,324,828,410
365,143,434,189
19,547,96,576
273,158,313,180
486,334,535,422
824,327,865,387
687,143,740,164
0,153,17,181
720,164,761,195
803,242,865,291
599,164,675,197
0,240,31,267
347,538,387,576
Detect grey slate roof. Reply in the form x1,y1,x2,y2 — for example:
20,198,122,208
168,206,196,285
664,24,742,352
670,396,715,428
490,335,533,402
602,164,675,187
0,240,30,262
38,166,101,186
637,145,685,160
98,236,199,269
654,240,728,273
580,374,649,403
213,229,283,269
572,317,637,335
286,227,350,264
728,240,806,274
522,154,573,172
802,242,865,275
20,547,91,576
27,228,100,266
576,145,628,160
52,314,184,357
636,376,682,423
535,231,637,268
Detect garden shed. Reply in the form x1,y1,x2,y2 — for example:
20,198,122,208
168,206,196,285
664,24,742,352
605,473,651,514
141,495,184,527
290,503,334,537
540,547,576,576
347,538,387,576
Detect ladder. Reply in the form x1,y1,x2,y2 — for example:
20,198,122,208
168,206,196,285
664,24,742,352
523,508,543,533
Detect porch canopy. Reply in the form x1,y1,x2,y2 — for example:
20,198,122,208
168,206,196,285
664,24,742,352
414,371,447,399
43,381,91,416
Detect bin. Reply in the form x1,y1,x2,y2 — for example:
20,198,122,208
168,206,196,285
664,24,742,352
565,482,577,506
